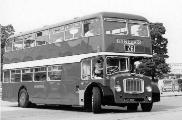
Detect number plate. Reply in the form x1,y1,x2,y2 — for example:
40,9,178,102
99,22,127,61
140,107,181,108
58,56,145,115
125,45,135,52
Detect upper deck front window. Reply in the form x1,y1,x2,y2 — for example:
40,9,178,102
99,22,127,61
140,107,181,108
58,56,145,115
129,20,149,37
104,18,128,35
83,18,101,37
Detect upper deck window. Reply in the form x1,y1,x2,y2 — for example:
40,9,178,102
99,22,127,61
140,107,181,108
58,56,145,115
24,34,36,48
50,26,64,43
128,20,149,37
83,19,101,37
104,18,128,35
65,22,82,41
13,37,24,50
5,39,13,52
36,30,49,46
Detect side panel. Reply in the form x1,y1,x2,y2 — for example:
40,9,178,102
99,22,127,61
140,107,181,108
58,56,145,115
2,83,21,102
30,81,47,103
45,62,81,105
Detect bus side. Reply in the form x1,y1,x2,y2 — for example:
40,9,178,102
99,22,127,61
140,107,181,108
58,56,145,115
2,62,81,105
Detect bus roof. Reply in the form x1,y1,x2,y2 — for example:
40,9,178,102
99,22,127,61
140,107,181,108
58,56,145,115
10,12,149,38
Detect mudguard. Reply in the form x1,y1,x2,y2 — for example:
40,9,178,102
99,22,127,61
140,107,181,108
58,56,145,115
152,83,160,102
99,85,115,105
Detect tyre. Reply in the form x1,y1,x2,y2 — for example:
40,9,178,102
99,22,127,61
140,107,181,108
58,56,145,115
92,87,101,113
127,103,138,112
141,102,153,112
18,89,30,108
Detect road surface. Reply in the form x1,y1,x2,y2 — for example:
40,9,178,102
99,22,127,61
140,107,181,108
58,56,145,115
1,96,182,120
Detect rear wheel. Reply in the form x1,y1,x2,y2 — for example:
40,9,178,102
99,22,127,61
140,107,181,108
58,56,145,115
18,89,30,108
92,87,101,113
141,103,153,112
127,103,138,112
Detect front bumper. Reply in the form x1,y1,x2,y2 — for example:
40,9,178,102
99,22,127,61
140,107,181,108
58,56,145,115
114,92,153,103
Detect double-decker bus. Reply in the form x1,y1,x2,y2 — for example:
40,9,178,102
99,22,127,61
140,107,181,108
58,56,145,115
2,12,160,113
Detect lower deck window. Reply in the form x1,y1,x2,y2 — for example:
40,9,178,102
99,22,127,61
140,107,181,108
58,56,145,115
3,70,10,83
11,70,21,82
34,67,47,81
22,68,33,82
48,65,62,80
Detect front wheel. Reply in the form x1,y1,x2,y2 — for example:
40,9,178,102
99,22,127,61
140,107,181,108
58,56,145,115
141,103,153,112
18,89,30,108
92,87,101,113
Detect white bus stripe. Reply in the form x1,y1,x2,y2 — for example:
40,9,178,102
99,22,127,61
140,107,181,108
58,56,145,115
3,52,152,70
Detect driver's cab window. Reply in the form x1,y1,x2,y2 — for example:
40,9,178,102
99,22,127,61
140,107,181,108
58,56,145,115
107,57,129,75
92,57,104,79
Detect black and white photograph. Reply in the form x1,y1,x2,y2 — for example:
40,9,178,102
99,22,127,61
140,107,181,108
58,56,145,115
0,0,182,120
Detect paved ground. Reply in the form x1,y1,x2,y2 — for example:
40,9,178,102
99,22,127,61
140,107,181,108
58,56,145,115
1,96,182,120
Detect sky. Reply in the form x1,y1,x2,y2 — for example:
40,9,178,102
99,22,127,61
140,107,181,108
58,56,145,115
0,0,182,63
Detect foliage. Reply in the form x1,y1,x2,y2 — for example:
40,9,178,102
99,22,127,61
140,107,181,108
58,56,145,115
0,24,14,81
1,24,14,49
138,23,170,82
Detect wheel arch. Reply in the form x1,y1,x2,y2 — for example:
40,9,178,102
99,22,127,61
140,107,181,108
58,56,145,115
84,82,114,105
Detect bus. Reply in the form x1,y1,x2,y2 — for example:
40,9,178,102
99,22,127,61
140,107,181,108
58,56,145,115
2,12,160,113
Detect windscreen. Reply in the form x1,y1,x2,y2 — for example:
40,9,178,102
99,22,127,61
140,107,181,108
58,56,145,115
106,56,129,75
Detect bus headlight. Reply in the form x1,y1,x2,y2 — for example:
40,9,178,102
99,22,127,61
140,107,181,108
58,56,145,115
115,85,122,92
146,86,152,92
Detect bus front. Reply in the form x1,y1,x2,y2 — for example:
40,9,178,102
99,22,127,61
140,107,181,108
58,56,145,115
100,16,160,111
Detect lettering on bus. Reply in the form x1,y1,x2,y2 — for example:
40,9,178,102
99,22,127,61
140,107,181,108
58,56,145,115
116,39,142,45
34,84,45,88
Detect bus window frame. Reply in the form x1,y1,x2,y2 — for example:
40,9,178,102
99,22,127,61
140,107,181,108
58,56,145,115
128,20,150,38
5,38,13,52
35,29,50,46
50,26,65,43
10,69,22,83
91,57,104,80
3,70,11,83
103,17,128,36
64,22,82,41
22,68,34,82
24,34,36,48
47,65,63,81
83,18,102,38
13,36,24,51
81,58,91,80
34,66,47,82
106,56,130,75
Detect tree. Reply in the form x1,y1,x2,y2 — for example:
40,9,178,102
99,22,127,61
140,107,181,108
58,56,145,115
138,23,170,82
0,24,15,81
